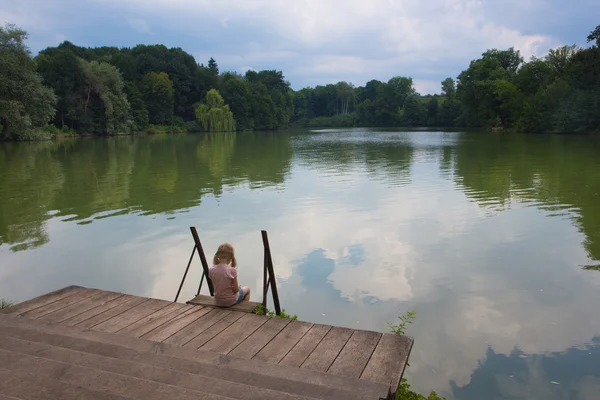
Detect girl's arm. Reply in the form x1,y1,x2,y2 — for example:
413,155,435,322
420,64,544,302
231,276,240,293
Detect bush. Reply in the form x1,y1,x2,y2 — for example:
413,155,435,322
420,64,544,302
253,304,298,320
144,124,186,134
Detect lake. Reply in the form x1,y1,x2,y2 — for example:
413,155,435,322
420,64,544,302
1,129,600,399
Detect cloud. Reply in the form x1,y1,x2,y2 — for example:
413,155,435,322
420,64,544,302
3,0,599,92
127,18,151,34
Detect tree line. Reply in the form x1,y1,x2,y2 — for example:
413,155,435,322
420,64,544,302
1,23,599,140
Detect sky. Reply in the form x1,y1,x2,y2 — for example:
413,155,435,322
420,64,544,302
1,0,599,94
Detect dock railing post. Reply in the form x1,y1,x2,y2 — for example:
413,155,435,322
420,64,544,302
174,245,196,302
261,230,281,316
190,227,214,296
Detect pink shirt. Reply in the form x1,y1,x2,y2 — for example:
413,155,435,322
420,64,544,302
208,264,238,306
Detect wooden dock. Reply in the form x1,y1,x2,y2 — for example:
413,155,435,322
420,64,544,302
0,286,413,399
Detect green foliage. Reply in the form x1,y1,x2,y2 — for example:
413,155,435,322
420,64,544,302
0,24,57,141
140,72,174,125
388,310,416,335
144,124,185,134
0,299,15,309
195,89,235,132
253,304,298,320
396,379,446,400
4,22,599,139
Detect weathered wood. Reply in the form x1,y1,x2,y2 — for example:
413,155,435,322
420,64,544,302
200,313,269,354
190,226,214,296
186,311,245,349
141,307,209,342
253,321,313,364
117,303,189,337
328,330,382,378
0,367,130,400
39,291,123,323
300,326,354,372
21,289,100,319
92,299,170,333
187,294,259,313
261,230,281,315
74,296,148,329
279,324,331,367
361,333,414,390
229,317,291,359
0,313,393,399
62,294,136,327
164,308,228,346
1,286,83,316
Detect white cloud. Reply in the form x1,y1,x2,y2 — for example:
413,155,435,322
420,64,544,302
127,17,151,34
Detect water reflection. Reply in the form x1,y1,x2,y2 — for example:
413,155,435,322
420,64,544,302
1,129,600,400
452,339,600,399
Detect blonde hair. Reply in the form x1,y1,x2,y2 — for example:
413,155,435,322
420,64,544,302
213,243,237,268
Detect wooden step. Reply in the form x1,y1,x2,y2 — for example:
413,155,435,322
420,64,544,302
0,335,320,400
0,348,234,400
0,367,134,400
0,314,390,400
187,294,260,313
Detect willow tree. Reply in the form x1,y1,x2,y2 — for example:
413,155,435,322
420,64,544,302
195,89,235,132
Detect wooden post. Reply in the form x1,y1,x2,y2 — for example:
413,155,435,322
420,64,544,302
262,251,268,309
261,230,281,315
174,245,196,302
190,227,214,296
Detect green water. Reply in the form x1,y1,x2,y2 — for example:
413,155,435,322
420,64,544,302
1,129,600,399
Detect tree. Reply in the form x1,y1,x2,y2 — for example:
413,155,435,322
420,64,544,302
79,59,133,134
220,73,252,130
587,25,600,46
140,72,174,124
124,82,149,130
195,89,235,132
0,24,56,140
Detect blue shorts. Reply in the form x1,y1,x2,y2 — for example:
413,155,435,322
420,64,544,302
234,288,245,305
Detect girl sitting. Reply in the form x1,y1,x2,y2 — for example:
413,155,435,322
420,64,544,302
209,243,250,307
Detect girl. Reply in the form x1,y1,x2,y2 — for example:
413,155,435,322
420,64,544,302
209,243,250,307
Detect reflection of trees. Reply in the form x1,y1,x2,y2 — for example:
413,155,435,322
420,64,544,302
295,132,414,186
0,132,293,250
0,142,64,251
452,134,600,263
451,338,600,400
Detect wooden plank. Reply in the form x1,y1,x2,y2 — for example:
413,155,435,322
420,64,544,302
0,286,83,315
360,333,414,389
300,326,354,372
253,320,313,363
21,289,100,319
164,308,228,346
328,330,382,378
186,294,259,313
229,317,291,359
74,296,148,329
91,299,170,333
185,311,245,349
39,291,123,324
62,295,138,327
200,313,269,354
141,307,209,342
117,303,190,337
279,324,331,367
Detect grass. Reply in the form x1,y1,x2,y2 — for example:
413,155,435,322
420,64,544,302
0,299,15,309
253,304,298,320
